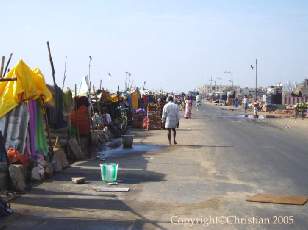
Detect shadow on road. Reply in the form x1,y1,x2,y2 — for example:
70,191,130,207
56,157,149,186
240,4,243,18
3,215,170,230
3,142,168,230
172,144,234,149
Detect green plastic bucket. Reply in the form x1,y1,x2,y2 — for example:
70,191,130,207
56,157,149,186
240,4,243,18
100,163,118,183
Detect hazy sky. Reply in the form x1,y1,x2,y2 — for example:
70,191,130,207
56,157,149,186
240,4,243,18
1,0,308,92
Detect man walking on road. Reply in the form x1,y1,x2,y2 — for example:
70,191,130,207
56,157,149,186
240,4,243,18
243,95,249,113
196,93,201,111
162,95,180,145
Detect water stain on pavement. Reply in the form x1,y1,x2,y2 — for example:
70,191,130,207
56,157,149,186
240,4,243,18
99,144,165,159
217,114,283,120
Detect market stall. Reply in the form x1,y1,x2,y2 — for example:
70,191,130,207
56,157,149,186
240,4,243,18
0,60,53,190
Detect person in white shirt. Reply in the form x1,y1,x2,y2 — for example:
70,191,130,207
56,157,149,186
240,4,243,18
196,94,201,103
196,94,201,111
162,96,180,145
243,95,249,113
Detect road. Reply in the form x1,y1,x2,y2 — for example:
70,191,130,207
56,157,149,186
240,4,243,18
2,103,308,230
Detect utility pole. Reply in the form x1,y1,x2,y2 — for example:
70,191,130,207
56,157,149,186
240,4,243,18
210,75,213,93
88,56,92,82
255,59,258,101
250,59,259,117
224,71,233,88
88,56,92,97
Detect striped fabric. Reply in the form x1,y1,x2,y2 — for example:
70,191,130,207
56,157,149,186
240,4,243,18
3,104,29,153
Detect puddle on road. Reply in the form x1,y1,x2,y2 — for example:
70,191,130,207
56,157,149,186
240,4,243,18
98,144,163,160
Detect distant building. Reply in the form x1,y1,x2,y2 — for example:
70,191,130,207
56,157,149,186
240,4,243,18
282,79,308,105
296,79,308,96
264,85,283,104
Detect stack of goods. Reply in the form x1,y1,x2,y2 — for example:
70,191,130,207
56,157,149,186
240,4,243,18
145,104,161,130
132,109,146,129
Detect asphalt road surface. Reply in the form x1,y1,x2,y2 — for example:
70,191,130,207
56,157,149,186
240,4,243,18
2,103,308,230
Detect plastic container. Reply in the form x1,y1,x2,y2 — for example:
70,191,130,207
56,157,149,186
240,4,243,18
100,163,118,183
122,135,134,149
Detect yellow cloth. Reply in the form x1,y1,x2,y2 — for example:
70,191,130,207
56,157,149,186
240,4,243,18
0,59,52,118
131,91,139,109
110,94,119,103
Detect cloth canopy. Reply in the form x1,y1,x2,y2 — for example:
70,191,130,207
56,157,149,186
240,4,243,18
0,60,52,118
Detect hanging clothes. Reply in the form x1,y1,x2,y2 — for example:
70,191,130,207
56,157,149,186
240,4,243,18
127,95,132,108
46,85,66,129
63,89,73,113
0,119,5,137
35,102,49,156
148,95,154,104
28,100,49,157
142,95,148,107
28,100,37,158
70,105,91,136
3,104,29,153
131,91,139,109
0,131,7,162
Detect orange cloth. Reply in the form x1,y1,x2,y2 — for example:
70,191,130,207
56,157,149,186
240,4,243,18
70,106,91,135
7,148,29,166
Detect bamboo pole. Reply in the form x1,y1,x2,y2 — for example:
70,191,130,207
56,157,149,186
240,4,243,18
0,78,17,82
3,53,13,77
62,56,67,90
47,41,56,86
0,56,5,78
46,41,57,158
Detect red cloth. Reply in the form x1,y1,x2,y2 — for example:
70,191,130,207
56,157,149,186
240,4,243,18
7,148,29,166
143,95,148,106
70,106,91,135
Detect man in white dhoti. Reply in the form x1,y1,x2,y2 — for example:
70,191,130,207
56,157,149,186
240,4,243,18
162,96,180,145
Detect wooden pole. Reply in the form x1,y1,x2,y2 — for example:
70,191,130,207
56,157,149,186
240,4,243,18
3,53,13,77
62,56,67,90
0,56,5,78
93,85,101,113
74,84,77,98
73,83,80,143
47,41,56,86
46,41,57,159
0,78,17,82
